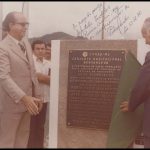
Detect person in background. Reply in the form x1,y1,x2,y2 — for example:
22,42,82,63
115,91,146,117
45,41,51,61
120,17,150,148
0,11,42,148
43,42,51,147
28,39,50,148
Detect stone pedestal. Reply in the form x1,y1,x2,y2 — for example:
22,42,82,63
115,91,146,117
49,40,137,148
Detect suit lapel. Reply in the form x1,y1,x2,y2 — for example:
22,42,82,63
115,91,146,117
5,36,29,64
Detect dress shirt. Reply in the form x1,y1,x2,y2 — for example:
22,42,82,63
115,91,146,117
8,34,27,55
33,55,51,103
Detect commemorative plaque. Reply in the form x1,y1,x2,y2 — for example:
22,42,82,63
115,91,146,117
67,50,125,129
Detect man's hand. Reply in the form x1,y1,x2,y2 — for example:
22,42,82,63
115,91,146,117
36,73,50,85
21,95,42,115
120,101,129,112
34,98,43,112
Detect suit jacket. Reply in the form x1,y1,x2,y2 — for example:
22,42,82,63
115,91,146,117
129,51,150,137
0,35,41,113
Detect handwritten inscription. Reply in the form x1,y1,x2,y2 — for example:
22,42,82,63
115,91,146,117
73,3,142,39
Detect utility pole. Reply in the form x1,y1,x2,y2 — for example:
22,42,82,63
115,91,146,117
0,2,2,41
101,2,105,40
22,2,29,37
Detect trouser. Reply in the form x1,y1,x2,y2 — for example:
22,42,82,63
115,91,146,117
0,111,30,148
44,102,50,147
27,103,47,148
144,135,150,148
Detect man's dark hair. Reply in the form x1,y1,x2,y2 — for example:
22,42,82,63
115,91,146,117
46,41,51,48
2,11,18,32
141,17,150,36
31,39,46,50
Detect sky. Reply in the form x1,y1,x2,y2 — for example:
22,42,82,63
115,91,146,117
1,2,150,39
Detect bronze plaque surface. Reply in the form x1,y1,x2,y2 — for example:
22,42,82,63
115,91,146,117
67,50,125,129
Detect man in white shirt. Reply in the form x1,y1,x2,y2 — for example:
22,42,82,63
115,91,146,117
43,42,51,147
28,40,50,148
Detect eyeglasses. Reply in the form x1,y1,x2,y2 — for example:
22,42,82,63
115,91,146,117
15,22,29,27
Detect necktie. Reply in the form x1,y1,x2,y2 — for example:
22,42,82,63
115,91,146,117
18,42,28,61
18,42,26,54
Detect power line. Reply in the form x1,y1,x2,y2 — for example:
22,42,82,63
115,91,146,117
22,2,25,13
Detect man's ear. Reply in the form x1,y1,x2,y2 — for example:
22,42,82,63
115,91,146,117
9,22,14,30
142,32,147,38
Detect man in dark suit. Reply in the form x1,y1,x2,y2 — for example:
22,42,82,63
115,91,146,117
120,17,150,148
0,11,43,148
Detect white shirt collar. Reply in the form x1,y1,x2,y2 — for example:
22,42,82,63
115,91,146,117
33,54,46,63
8,34,22,45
